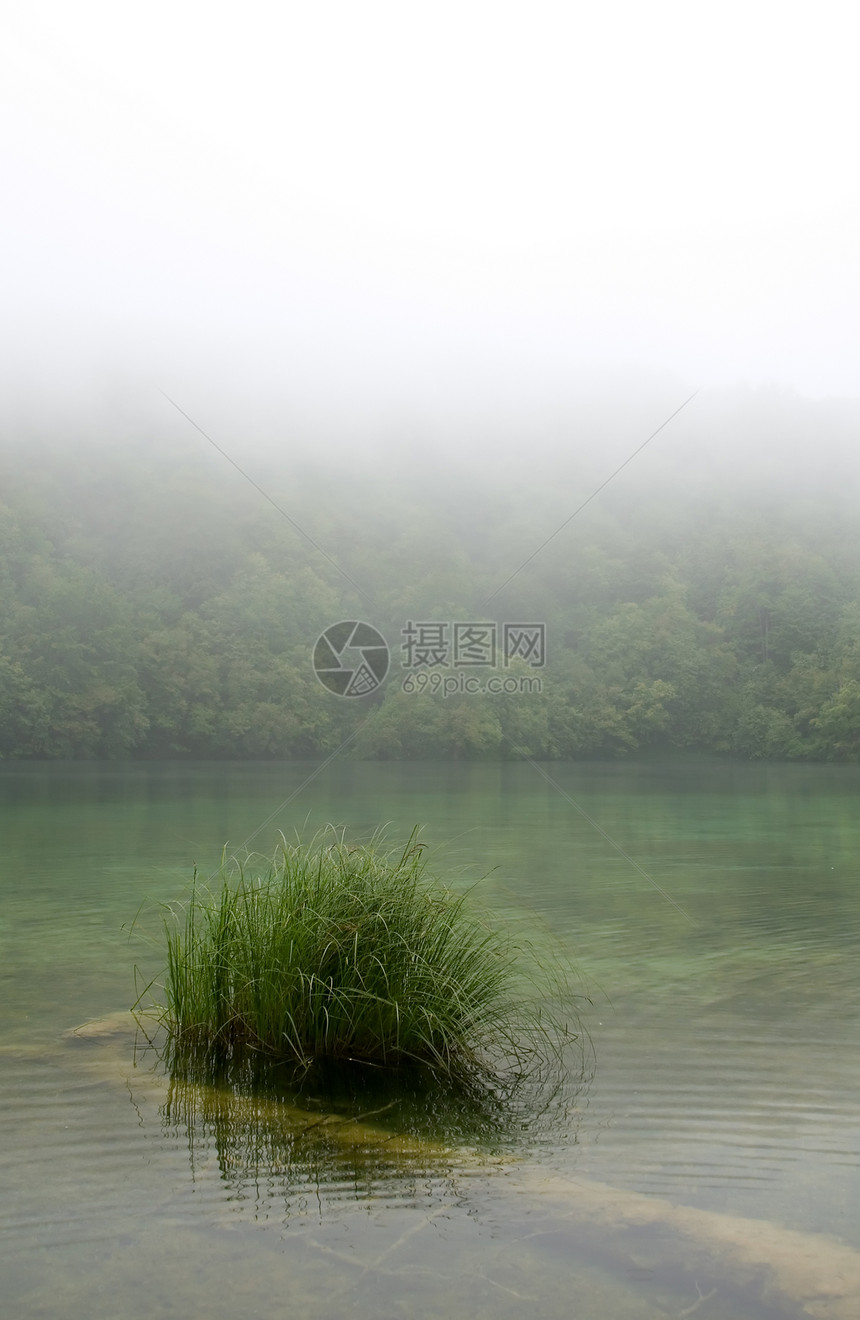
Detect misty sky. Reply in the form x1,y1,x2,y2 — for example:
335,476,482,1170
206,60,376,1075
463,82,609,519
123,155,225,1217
2,1,858,434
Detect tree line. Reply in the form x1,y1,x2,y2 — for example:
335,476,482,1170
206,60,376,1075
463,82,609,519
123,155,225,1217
2,409,859,761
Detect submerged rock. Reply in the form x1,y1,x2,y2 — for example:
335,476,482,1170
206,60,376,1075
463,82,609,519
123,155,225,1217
60,1012,860,1319
63,1011,141,1041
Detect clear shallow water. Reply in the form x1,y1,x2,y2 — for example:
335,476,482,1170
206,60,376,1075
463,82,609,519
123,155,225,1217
2,758,859,1319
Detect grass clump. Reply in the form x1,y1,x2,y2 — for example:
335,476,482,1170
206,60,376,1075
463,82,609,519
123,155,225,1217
156,829,572,1089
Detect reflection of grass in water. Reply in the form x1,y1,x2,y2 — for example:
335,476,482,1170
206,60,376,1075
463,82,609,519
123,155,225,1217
159,1054,820,1320
162,1054,459,1204
161,1038,587,1153
158,1044,592,1227
69,1022,846,1319
147,829,579,1099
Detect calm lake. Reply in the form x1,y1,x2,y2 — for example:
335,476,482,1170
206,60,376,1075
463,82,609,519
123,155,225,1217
2,758,859,1319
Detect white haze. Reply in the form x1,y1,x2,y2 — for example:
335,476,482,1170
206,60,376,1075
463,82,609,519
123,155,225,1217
1,0,858,462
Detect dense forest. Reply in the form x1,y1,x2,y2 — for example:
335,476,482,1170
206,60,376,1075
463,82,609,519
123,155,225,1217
2,390,860,761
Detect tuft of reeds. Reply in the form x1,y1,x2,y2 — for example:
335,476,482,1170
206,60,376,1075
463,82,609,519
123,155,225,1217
156,829,573,1089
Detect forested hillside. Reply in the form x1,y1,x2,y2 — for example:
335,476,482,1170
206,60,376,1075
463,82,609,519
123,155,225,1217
2,392,860,761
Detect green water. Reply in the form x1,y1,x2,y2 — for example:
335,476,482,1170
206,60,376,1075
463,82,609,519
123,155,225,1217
2,759,859,1319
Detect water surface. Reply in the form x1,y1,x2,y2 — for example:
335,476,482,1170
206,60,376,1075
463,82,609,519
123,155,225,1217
2,759,859,1318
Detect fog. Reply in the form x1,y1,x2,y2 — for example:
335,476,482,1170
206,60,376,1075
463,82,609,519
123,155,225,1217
2,1,858,469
